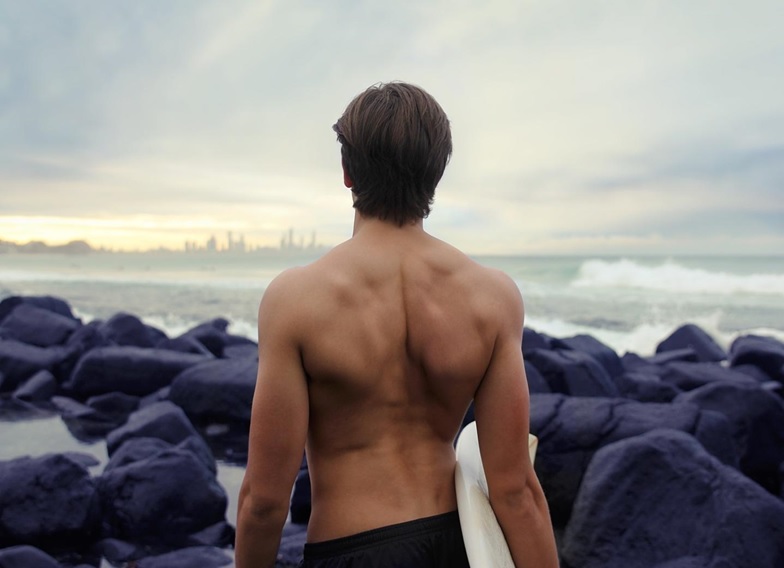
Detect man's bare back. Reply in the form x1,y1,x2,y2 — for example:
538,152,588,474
292,219,510,541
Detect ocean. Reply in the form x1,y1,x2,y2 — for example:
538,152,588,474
1,251,784,565
2,251,783,355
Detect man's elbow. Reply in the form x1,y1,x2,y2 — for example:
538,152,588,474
238,490,289,528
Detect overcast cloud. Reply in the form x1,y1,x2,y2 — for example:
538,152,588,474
1,0,782,253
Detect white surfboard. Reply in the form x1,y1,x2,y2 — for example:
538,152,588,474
455,421,538,568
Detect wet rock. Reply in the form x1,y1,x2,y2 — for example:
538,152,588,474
156,336,214,356
0,545,62,568
526,349,620,397
106,401,201,455
278,523,307,567
729,334,784,383
52,396,120,440
522,327,552,354
615,371,681,403
656,324,727,363
0,453,100,548
675,381,784,493
135,546,232,568
13,369,58,402
561,429,784,568
0,340,68,393
223,342,259,359
524,360,550,394
105,435,216,475
529,394,737,527
0,304,81,347
98,312,166,348
65,346,209,398
168,357,257,423
0,295,75,324
660,361,759,391
97,447,227,545
85,392,139,422
551,334,623,379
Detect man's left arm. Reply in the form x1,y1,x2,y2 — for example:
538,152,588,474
236,272,309,568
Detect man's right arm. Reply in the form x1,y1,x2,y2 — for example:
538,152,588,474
473,273,559,568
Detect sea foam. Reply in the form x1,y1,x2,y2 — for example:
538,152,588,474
572,258,784,296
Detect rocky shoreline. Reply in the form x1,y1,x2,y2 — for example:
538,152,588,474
1,294,783,567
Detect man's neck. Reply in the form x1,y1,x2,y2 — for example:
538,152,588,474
352,211,425,238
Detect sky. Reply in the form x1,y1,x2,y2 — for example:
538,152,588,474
1,1,783,255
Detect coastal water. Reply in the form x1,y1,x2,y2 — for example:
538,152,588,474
2,251,783,355
2,251,784,565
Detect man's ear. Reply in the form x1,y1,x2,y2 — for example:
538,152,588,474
342,162,353,189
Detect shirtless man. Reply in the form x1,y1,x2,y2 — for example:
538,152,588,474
236,82,558,567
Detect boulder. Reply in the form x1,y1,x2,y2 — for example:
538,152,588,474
105,435,216,475
729,334,784,383
615,371,681,403
85,391,139,421
278,523,308,567
524,360,550,394
526,349,620,397
223,342,259,359
522,327,552,354
0,304,81,347
97,447,227,544
0,295,75,324
52,396,123,441
660,361,759,391
0,340,68,392
135,546,232,568
675,381,784,493
0,453,100,548
13,369,58,402
656,324,727,362
561,429,784,568
0,545,62,568
551,334,624,378
106,401,201,455
176,319,233,358
529,394,737,527
97,312,165,348
168,357,257,422
65,346,209,398
156,336,214,356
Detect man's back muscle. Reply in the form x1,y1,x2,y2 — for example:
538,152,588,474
291,225,512,542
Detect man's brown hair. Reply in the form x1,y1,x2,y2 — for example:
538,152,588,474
333,82,452,225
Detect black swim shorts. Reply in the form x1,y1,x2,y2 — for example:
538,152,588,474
299,511,470,568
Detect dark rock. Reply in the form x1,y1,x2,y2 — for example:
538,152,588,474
168,357,257,422
177,319,232,357
524,360,550,393
615,371,681,403
675,382,784,493
52,396,121,440
656,324,727,362
729,334,784,383
13,369,58,402
65,346,209,398
529,394,737,527
223,342,259,359
156,336,214,356
660,361,759,391
622,349,699,374
97,447,227,545
85,391,139,421
522,327,552,354
290,467,311,525
561,429,784,568
0,340,68,392
0,304,81,347
186,521,235,548
98,312,165,348
0,295,75,324
139,386,171,408
278,523,307,567
0,545,62,568
526,349,620,397
551,334,623,378
135,546,232,568
106,401,201,456
0,453,100,548
95,538,140,565
732,363,775,383
105,435,216,475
